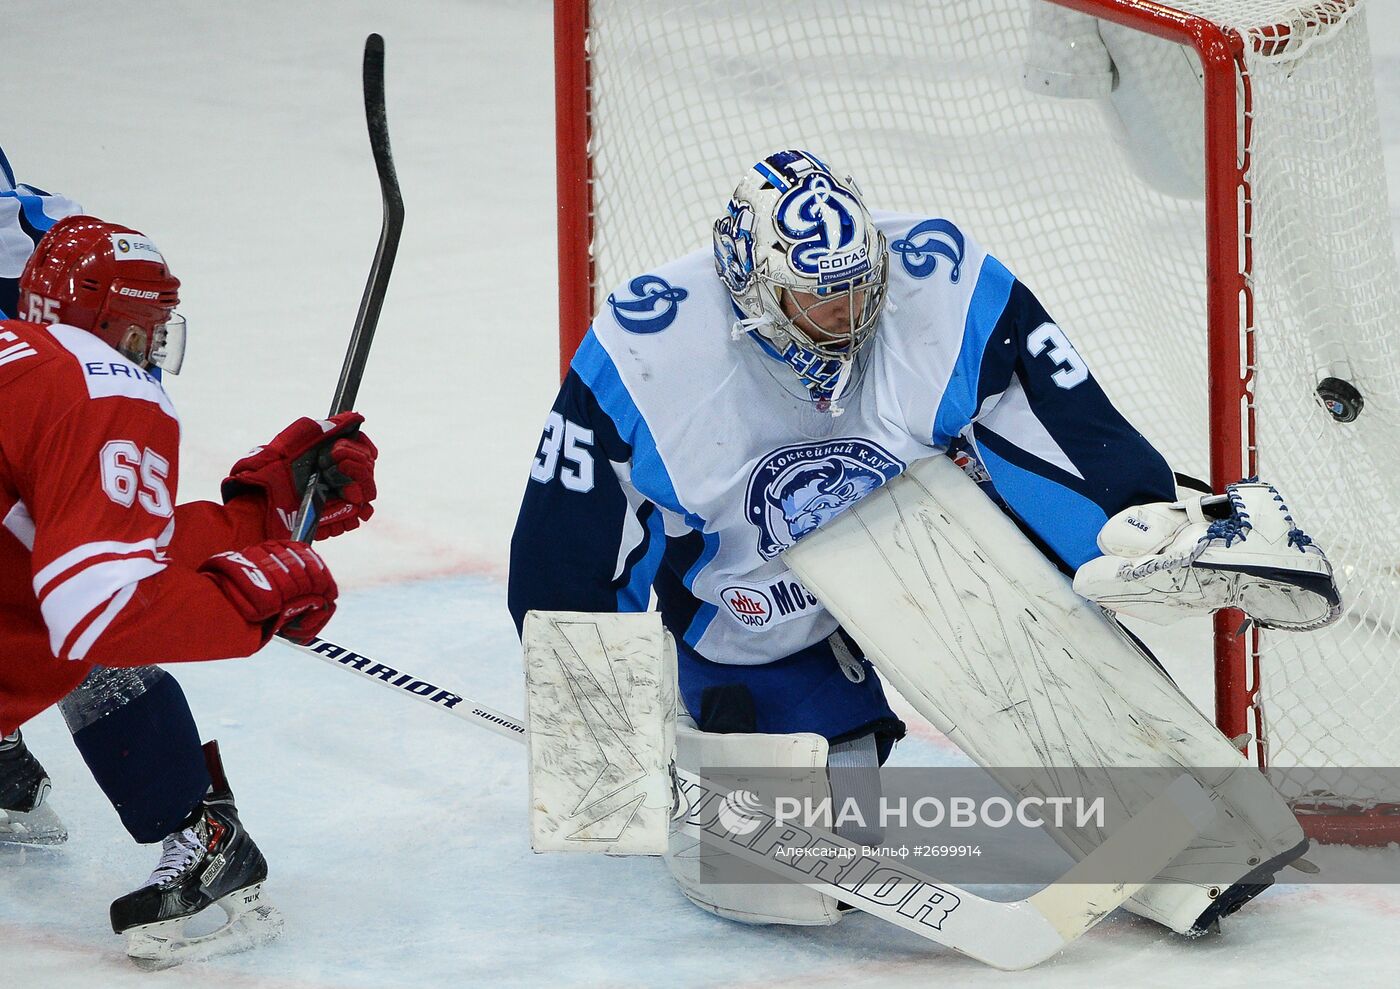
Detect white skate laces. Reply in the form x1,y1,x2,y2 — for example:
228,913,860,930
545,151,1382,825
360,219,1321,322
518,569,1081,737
144,826,206,888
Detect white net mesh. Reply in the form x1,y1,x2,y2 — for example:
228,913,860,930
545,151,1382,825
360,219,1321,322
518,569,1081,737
580,0,1400,818
1224,5,1400,809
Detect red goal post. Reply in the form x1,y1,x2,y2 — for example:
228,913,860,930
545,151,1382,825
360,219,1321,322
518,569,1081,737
553,0,1400,844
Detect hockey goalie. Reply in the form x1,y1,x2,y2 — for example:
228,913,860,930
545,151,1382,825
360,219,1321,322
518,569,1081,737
508,144,1339,950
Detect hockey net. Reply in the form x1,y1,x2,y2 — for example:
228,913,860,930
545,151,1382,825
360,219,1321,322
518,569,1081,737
555,0,1400,843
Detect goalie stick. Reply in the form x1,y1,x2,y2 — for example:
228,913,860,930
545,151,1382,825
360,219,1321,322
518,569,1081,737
283,632,1215,970
292,31,405,542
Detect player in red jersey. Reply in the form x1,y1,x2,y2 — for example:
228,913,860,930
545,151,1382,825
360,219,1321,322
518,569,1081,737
0,213,378,965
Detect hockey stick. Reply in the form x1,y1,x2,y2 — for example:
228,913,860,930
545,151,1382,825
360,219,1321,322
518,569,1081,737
292,32,405,542
293,634,525,742
683,770,1214,970
283,632,1214,969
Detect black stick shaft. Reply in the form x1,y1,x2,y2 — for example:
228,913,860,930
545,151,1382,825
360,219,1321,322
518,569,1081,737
293,33,404,543
332,31,404,416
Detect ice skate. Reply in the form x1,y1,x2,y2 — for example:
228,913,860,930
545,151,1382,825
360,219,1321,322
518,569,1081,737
0,730,68,847
110,741,282,968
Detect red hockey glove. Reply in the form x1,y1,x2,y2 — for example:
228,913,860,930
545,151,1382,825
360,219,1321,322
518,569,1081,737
222,411,379,540
200,540,339,644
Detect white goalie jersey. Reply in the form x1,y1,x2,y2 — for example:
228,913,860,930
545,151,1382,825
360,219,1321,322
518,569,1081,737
509,211,1179,668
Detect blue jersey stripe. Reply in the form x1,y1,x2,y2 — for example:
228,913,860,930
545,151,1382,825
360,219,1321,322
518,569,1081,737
932,254,1015,447
572,330,691,520
976,440,1107,569
1,189,63,234
617,508,666,612
679,531,723,647
671,529,722,648
683,602,719,649
682,531,721,589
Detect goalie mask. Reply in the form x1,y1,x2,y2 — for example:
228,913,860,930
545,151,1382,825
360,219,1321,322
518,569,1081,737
713,150,888,404
19,214,186,374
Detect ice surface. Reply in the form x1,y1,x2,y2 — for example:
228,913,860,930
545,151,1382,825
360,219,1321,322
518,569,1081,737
3,1,1400,985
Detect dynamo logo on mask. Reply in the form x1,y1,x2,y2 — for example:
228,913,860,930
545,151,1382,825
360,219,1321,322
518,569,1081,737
775,173,871,286
606,274,690,334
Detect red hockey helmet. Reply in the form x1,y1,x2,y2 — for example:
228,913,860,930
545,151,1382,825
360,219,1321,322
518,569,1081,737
18,215,186,372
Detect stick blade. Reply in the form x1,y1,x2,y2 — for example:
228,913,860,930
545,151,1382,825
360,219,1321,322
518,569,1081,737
1027,774,1216,948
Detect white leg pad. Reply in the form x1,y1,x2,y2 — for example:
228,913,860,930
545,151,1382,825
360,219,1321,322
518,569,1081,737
785,456,1306,935
667,717,844,926
524,611,677,855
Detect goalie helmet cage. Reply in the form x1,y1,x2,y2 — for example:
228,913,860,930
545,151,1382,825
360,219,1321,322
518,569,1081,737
553,0,1400,845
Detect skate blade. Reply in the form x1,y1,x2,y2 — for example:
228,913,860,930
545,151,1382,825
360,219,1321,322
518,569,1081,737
0,803,68,846
124,881,284,970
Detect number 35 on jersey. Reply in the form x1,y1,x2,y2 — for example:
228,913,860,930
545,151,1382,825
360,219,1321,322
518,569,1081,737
530,412,595,492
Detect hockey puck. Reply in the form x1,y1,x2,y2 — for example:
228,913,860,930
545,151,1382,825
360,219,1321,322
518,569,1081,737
1315,376,1363,423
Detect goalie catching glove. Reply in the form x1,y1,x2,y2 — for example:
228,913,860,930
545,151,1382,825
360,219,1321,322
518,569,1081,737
222,412,378,540
200,540,338,644
1073,480,1341,630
